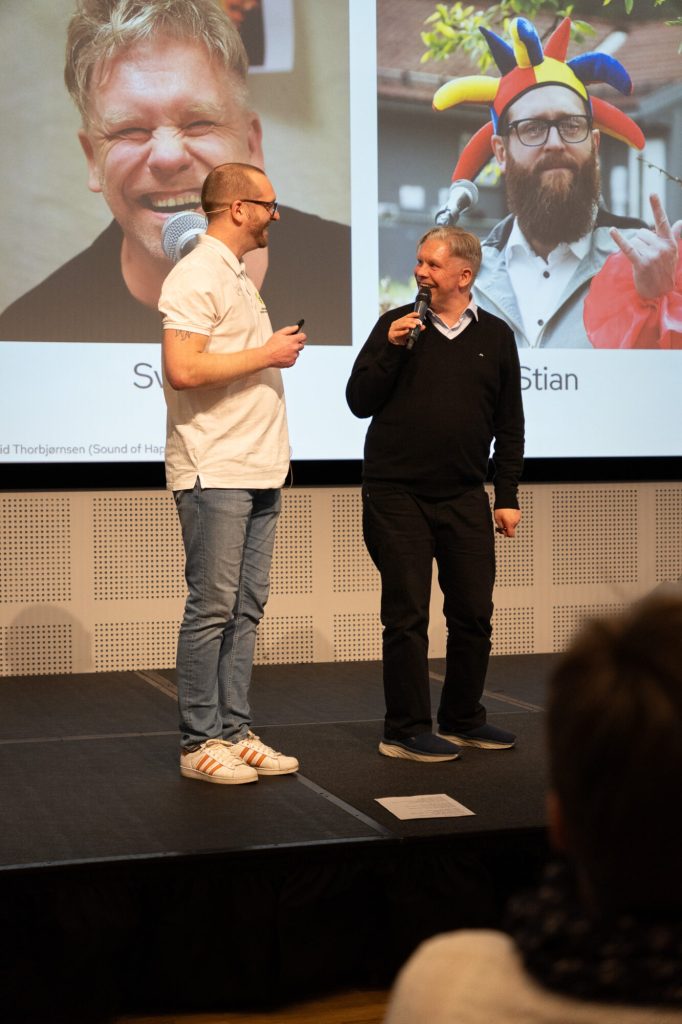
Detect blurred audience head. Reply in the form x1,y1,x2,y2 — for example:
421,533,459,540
546,590,682,913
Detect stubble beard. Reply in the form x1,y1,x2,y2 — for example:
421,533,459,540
504,147,601,251
254,223,270,249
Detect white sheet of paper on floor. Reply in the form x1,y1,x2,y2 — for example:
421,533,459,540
375,793,475,820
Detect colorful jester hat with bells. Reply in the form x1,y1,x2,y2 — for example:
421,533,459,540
433,16,646,183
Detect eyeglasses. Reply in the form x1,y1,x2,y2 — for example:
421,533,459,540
506,115,592,147
238,198,279,218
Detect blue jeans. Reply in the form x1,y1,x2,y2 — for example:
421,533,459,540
173,481,281,749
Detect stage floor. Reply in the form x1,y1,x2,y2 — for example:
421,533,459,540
0,656,556,1022
0,655,554,870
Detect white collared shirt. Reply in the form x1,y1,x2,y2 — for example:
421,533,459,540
505,219,591,347
429,298,479,339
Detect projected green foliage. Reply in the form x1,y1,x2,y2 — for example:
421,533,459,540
420,1,682,66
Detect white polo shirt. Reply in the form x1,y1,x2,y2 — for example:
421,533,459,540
159,234,290,491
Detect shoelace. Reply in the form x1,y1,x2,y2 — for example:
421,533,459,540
242,732,281,756
202,739,244,765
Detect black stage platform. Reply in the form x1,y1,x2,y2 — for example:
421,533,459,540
0,656,555,1023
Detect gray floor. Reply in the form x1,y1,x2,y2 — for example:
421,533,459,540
0,655,555,870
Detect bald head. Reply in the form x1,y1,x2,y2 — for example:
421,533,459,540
201,163,268,218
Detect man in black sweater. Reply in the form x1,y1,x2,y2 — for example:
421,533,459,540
346,226,525,762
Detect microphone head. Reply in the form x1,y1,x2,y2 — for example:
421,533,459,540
416,285,431,304
454,179,479,208
161,210,208,262
434,179,479,225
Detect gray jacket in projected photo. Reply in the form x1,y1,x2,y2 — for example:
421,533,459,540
474,210,645,349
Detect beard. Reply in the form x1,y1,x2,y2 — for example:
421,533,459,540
504,147,601,251
253,224,269,249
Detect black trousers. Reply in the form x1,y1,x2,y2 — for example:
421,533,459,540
362,484,495,741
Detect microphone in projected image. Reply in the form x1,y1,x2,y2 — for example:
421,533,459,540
161,211,208,262
406,285,431,351
435,179,479,226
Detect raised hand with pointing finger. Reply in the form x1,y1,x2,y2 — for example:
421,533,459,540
610,193,682,301
584,192,682,350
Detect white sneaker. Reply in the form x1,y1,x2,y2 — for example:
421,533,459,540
180,739,258,785
228,732,299,776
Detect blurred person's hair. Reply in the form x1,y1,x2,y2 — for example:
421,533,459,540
547,591,682,913
65,0,249,126
417,226,482,280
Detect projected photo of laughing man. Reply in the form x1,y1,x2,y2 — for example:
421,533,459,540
0,0,351,346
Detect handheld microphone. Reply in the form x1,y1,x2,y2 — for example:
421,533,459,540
161,210,208,262
435,179,479,226
406,286,431,351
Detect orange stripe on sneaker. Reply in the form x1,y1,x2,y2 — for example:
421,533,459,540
197,754,222,775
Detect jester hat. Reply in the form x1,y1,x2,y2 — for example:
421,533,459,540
433,17,645,182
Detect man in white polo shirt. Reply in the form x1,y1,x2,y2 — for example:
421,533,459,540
159,161,305,784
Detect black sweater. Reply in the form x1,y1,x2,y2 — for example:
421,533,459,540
346,305,524,506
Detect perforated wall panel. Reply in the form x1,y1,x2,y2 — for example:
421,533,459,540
270,492,313,596
94,620,179,672
93,495,185,601
495,489,535,589
254,615,314,664
0,495,71,604
333,612,382,661
551,489,639,586
491,606,535,655
1,624,72,676
552,603,627,652
332,492,380,593
655,488,682,584
1,482,680,675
